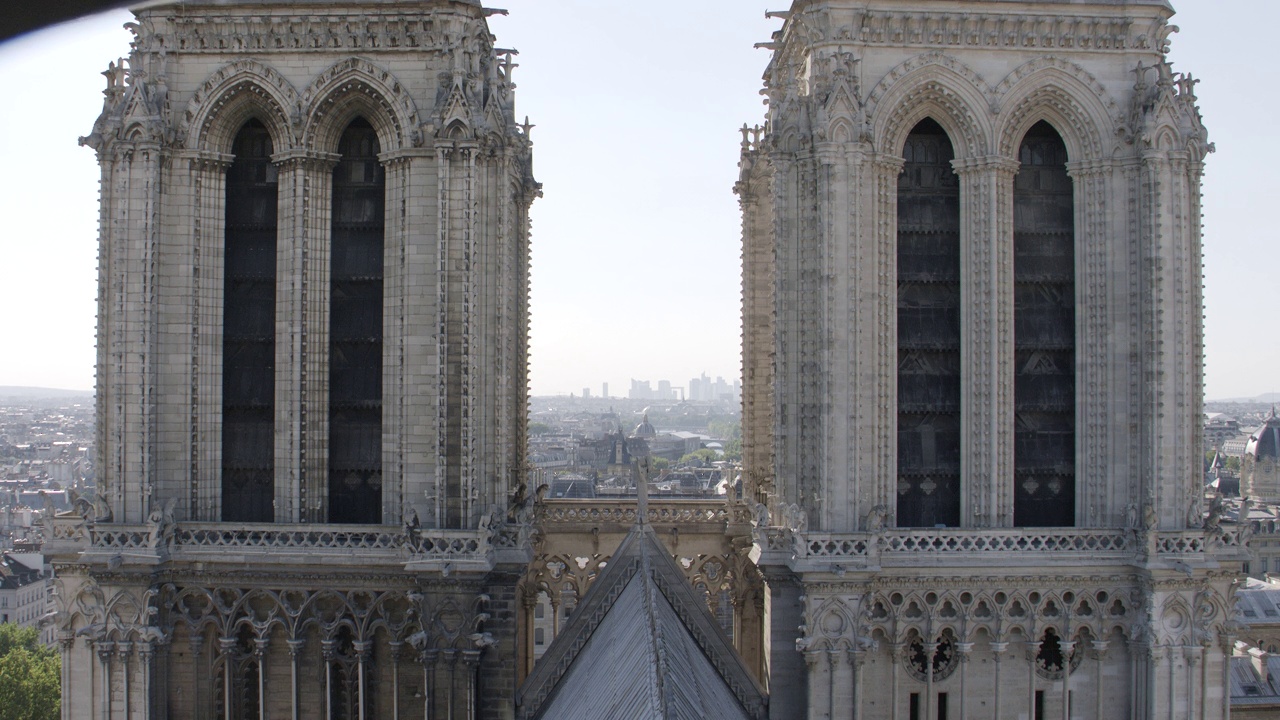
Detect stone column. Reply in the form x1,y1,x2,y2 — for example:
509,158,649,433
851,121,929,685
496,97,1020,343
463,649,481,720
322,639,337,720
389,641,403,720
287,639,305,720
1184,646,1201,720
871,156,905,522
518,590,537,683
421,649,437,720
951,157,1020,527
59,635,74,720
803,649,825,720
377,152,415,524
1059,640,1075,720
1092,639,1110,720
187,152,233,521
190,635,205,720
848,646,866,720
991,641,1009,720
272,150,340,522
117,642,133,719
97,138,165,524
139,641,155,720
219,637,237,720
889,642,903,720
254,637,269,720
955,642,973,719
1066,161,1115,525
1026,640,1041,720
97,641,114,720
355,640,372,720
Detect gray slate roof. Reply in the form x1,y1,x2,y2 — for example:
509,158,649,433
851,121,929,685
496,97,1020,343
516,521,767,720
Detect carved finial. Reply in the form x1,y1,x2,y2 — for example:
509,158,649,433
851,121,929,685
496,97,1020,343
634,458,650,524
518,116,534,138
741,123,752,149
496,49,519,82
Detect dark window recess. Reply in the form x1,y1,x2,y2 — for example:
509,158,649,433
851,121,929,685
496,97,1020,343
222,119,277,522
937,693,948,720
897,118,961,528
909,693,921,720
1014,121,1075,527
329,118,384,524
1034,690,1046,720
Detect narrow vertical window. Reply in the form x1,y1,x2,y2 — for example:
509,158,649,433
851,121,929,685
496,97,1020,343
897,118,961,528
223,119,277,522
1013,121,1075,527
329,118,384,524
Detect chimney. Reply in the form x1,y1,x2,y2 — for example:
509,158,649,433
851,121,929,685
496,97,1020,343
1250,647,1269,684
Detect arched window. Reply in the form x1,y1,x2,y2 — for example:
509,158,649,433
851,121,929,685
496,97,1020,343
329,118,384,524
896,118,962,528
1013,121,1075,527
223,118,277,523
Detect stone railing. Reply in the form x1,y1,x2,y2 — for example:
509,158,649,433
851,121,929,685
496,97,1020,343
538,499,751,529
1155,532,1206,555
880,529,1132,555
49,516,509,573
761,528,1142,571
177,524,405,552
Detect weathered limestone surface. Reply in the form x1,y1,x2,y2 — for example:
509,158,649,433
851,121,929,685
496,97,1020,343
737,1,1244,718
54,1,538,717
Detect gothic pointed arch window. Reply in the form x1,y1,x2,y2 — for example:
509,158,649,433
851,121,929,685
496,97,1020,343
223,118,278,523
329,117,384,524
897,118,962,528
1013,120,1075,527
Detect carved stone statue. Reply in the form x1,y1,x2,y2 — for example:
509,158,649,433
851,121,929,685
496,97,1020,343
864,504,889,532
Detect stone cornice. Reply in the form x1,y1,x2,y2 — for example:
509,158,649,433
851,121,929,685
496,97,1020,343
779,6,1171,56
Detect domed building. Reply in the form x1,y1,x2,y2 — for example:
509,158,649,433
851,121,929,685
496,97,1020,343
632,412,657,439
1245,410,1280,501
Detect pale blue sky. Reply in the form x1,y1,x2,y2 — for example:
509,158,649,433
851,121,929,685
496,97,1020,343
0,2,1273,401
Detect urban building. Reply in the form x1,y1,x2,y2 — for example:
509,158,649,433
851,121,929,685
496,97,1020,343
1244,411,1280,502
0,552,49,642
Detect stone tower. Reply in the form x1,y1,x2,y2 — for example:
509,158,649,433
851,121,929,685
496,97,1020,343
47,1,538,718
737,0,1246,718
1243,411,1280,502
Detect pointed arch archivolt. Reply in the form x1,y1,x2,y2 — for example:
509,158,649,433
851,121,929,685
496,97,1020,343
300,57,420,154
868,53,994,158
995,61,1117,161
182,59,300,154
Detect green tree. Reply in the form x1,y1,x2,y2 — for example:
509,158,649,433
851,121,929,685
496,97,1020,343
678,448,720,467
0,624,59,720
723,437,742,462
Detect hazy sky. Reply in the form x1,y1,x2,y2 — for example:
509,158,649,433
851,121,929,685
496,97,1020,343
0,1,1274,401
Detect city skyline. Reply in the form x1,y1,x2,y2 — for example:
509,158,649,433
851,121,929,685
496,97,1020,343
0,1,1275,400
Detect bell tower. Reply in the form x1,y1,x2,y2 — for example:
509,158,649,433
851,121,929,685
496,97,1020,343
49,2,538,718
738,1,1244,717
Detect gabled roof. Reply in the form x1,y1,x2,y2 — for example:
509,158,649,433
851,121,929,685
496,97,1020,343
516,519,766,720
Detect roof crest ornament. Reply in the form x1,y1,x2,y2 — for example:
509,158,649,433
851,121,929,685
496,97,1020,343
635,456,651,526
